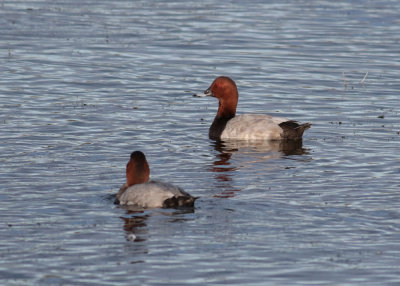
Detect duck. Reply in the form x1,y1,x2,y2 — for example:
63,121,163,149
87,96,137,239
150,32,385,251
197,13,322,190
194,76,311,141
116,151,196,208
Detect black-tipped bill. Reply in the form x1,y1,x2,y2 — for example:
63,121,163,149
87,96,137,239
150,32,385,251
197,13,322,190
193,89,213,97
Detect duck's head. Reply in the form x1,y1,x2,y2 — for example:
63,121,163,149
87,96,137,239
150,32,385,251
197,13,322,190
194,76,238,117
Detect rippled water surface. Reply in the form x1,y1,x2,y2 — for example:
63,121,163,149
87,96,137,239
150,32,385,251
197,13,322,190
1,0,400,285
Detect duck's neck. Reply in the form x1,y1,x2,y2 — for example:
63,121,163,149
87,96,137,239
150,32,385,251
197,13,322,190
126,162,149,187
209,102,236,140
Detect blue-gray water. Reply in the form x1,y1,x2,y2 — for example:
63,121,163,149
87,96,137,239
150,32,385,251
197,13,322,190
1,1,399,285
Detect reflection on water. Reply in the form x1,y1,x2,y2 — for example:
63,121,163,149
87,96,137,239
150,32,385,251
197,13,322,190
120,207,195,242
121,213,149,242
211,139,309,198
215,139,308,156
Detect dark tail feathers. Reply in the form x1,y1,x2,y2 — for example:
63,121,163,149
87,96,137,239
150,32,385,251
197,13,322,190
279,121,311,141
163,195,198,208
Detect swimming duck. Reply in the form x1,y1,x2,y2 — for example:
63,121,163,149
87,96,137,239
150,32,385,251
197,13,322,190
116,151,196,208
194,76,311,141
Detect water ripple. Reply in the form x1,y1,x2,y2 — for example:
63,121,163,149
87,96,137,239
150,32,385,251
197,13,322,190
1,0,400,285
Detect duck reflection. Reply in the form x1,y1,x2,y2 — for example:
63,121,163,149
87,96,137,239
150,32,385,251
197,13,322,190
211,139,308,198
211,142,239,198
120,212,149,242
119,207,195,242
215,139,307,156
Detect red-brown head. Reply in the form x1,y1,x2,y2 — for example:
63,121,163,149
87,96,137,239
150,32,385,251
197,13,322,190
194,76,238,118
126,151,150,187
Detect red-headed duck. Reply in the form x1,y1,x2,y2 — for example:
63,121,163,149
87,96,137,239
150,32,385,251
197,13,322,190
116,151,196,208
194,76,311,141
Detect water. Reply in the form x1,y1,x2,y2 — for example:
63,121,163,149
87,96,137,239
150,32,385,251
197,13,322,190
1,0,399,285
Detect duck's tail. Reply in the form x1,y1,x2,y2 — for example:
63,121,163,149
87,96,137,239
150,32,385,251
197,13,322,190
279,121,312,141
163,195,198,208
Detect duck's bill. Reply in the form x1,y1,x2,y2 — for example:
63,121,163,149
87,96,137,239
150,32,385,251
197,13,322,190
193,89,213,97
193,93,207,97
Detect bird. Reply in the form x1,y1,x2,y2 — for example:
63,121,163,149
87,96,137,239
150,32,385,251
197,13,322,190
194,76,311,141
116,151,196,208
